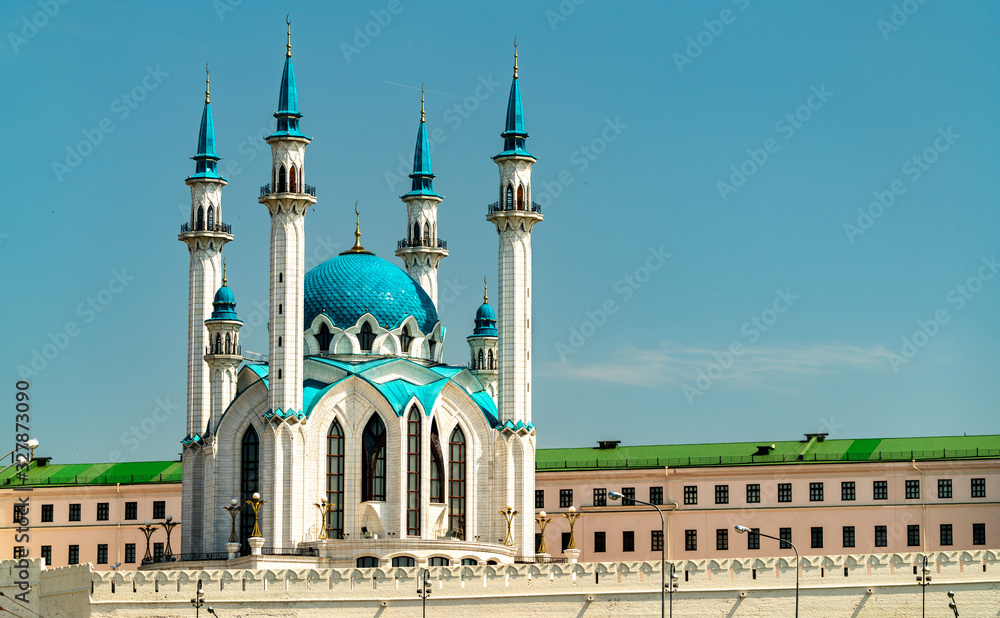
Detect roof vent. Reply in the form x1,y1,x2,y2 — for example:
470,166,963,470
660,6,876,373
754,445,776,456
34,457,51,467
596,440,621,450
803,433,829,443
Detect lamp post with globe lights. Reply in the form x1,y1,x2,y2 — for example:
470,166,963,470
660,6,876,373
735,525,797,617
139,521,157,563
917,555,932,617
946,590,959,616
610,490,666,618
160,515,180,561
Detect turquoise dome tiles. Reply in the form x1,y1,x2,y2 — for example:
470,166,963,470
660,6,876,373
304,252,439,333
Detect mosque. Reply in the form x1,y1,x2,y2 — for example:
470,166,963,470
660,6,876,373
177,25,540,565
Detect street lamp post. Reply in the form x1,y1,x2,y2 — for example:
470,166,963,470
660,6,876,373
417,568,432,618
917,554,932,617
191,580,205,618
0,439,39,478
223,499,242,543
499,505,518,547
947,590,959,617
666,562,679,617
735,525,798,617
610,491,666,618
139,521,157,563
315,497,332,540
535,511,552,556
160,515,180,561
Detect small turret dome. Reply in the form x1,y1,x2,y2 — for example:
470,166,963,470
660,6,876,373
470,280,497,337
208,268,240,322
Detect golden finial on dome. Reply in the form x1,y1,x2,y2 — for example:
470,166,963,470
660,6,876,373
513,37,518,79
483,277,488,304
420,83,425,123
205,63,210,104
222,260,227,286
286,14,292,57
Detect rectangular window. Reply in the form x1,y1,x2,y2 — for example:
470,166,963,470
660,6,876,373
13,505,25,524
940,524,953,546
124,501,138,520
905,480,920,500
746,484,760,503
973,523,986,545
153,542,164,560
535,490,545,509
873,480,888,500
715,485,729,504
124,543,136,564
685,529,697,551
97,544,108,564
593,488,606,507
649,486,663,505
778,483,792,503
748,528,760,550
907,525,920,547
97,502,110,521
68,503,81,522
971,478,986,498
841,481,855,501
716,528,729,551
153,501,166,519
561,532,571,553
809,482,824,502
875,525,887,547
938,479,952,499
683,485,697,505
13,546,26,559
594,531,606,553
651,530,663,552
559,489,573,509
811,527,823,549
779,528,792,548
623,530,635,552
41,546,51,566
41,504,53,522
843,526,855,548
68,545,79,565
622,487,636,506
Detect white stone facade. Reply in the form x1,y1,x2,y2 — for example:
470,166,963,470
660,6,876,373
396,195,448,307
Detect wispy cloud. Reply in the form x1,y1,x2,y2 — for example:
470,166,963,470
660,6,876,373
546,341,892,391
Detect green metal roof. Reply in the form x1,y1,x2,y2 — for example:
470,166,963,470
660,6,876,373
535,435,1000,472
0,460,181,488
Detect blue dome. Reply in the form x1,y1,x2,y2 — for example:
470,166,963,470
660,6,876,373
213,285,235,305
304,252,439,333
471,301,497,337
208,285,240,321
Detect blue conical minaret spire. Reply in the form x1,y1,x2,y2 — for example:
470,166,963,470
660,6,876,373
272,16,307,138
190,66,225,180
496,39,533,159
404,85,442,198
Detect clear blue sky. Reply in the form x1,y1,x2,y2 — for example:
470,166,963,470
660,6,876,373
3,1,998,463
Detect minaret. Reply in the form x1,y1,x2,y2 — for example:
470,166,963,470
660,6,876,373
204,263,243,426
258,19,315,420
179,66,232,555
396,86,448,307
180,66,232,440
467,279,498,397
486,41,541,559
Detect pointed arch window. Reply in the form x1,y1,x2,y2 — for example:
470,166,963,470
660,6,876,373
326,420,345,539
362,414,386,501
488,349,494,370
277,165,287,193
207,206,215,229
197,206,205,230
359,322,375,352
406,407,421,536
316,323,333,354
289,165,297,193
400,326,413,354
477,349,485,370
239,426,259,554
423,222,430,246
214,333,222,354
225,333,232,354
448,427,467,540
505,184,514,210
517,184,525,210
412,221,420,244
429,419,445,503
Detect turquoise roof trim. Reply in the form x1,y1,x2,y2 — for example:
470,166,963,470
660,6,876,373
304,252,440,333
497,75,531,158
189,101,226,181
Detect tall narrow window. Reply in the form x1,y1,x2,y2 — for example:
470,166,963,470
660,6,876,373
362,414,386,501
413,221,420,243
289,165,297,192
316,323,333,353
488,349,494,369
207,206,214,229
406,407,421,536
517,184,524,210
359,322,375,352
448,426,466,539
326,420,345,539
215,333,222,354
278,165,286,192
429,419,445,503
400,326,413,353
239,426,259,554
477,349,484,369
197,206,204,230
505,184,514,210
225,333,232,354
423,222,430,245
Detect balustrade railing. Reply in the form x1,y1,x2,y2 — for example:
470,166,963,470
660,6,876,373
205,345,242,356
260,183,317,197
397,238,448,250
486,201,542,215
180,222,232,234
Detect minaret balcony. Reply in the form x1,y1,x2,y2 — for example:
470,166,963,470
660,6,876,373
180,222,232,234
205,344,242,357
260,183,316,197
397,238,447,251
486,201,542,215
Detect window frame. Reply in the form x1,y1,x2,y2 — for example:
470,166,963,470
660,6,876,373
778,483,792,503
153,500,166,520
715,484,729,505
874,525,887,547
684,529,697,551
972,523,986,545
810,527,823,549
747,528,760,550
622,530,635,553
940,523,953,546
559,489,573,509
683,485,697,505
622,487,636,506
842,526,855,548
124,501,137,521
649,486,663,505
971,478,986,498
809,482,824,502
535,489,545,509
905,480,920,500
907,524,920,547
41,504,53,523
593,488,606,507
746,483,761,504
68,503,81,522
841,481,856,501
873,480,888,500
651,530,664,552
594,531,607,553
96,502,110,522
938,479,952,499
717,528,729,551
